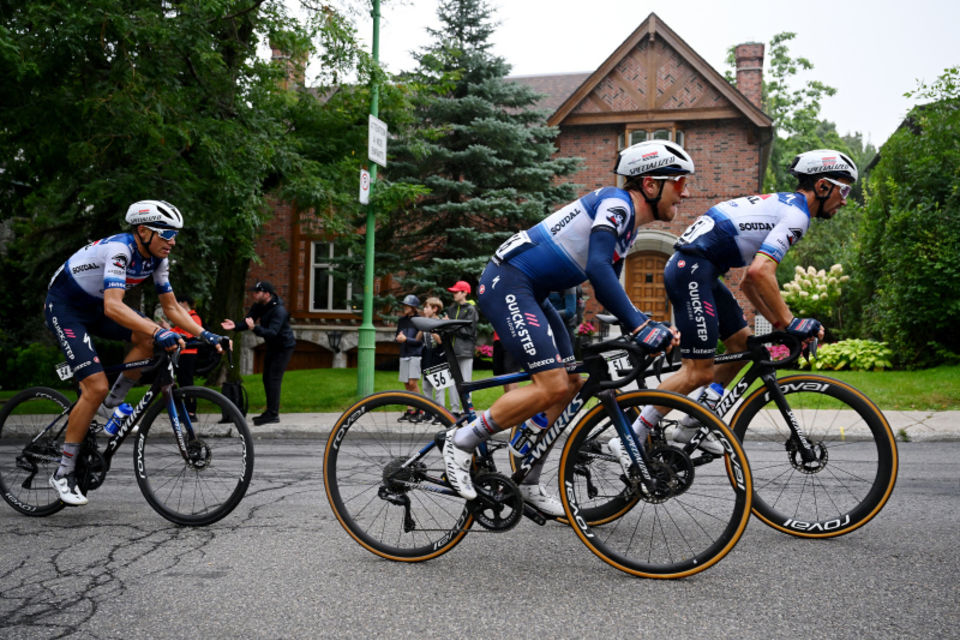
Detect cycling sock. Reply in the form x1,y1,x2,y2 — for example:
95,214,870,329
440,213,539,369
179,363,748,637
56,442,81,478
454,410,500,450
104,374,137,408
635,406,663,435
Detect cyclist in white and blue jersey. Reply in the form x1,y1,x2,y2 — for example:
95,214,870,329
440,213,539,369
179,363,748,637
609,149,858,463
443,140,693,513
44,200,224,506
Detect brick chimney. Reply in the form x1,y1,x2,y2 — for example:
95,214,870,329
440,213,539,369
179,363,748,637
734,42,764,110
271,45,306,91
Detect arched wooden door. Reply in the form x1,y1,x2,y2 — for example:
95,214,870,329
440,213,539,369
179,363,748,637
624,251,671,322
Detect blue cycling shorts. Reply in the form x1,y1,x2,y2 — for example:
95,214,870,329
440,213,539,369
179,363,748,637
44,291,135,381
664,251,747,360
477,261,574,374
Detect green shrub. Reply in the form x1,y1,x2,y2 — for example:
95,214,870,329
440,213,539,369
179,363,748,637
798,339,893,371
4,342,68,389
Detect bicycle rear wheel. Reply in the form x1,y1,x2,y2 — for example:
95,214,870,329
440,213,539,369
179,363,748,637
324,391,471,562
0,387,72,517
134,386,254,526
559,390,752,579
731,374,898,538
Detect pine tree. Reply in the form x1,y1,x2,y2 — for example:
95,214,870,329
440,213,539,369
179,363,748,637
379,0,580,300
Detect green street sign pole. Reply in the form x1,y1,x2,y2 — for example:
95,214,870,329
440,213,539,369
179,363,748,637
357,0,381,396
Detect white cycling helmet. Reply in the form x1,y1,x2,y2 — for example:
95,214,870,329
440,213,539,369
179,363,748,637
788,149,858,182
125,200,184,229
614,140,695,178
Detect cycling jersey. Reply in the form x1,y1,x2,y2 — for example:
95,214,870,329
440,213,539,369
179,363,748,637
666,192,810,359
47,232,172,303
45,233,172,381
675,192,810,272
504,187,638,288
478,187,643,374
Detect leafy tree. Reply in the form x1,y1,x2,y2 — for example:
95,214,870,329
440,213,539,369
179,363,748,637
377,0,580,302
846,66,960,367
0,0,369,380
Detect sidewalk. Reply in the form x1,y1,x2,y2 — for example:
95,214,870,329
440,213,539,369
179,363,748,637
248,410,960,442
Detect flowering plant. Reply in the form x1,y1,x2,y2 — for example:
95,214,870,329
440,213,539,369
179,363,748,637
766,344,791,361
577,321,596,337
781,264,849,320
475,344,493,360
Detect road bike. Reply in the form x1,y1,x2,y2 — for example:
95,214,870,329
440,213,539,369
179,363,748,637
525,321,898,539
324,317,753,579
0,340,254,526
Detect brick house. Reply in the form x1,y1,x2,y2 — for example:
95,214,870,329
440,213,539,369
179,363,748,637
240,12,772,373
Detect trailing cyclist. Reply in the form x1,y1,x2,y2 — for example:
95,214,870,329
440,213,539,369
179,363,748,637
614,149,858,464
44,200,225,506
443,140,689,515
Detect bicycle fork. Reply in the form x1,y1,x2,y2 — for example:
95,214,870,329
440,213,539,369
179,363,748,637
598,390,658,491
759,371,819,464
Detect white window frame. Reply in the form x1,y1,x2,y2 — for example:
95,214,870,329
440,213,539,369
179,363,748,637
310,242,354,312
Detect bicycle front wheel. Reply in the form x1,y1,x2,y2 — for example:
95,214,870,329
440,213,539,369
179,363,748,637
559,390,752,579
324,391,472,562
0,387,72,517
134,386,254,526
731,374,898,538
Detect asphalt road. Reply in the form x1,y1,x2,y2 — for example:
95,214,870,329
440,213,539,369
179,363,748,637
1,439,958,640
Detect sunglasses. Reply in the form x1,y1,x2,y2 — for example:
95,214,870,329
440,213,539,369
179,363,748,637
146,226,179,241
822,177,852,199
651,175,688,190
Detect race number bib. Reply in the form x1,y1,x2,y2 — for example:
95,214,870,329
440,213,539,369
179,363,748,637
494,230,533,263
424,364,455,390
55,361,74,381
677,215,715,245
604,350,631,380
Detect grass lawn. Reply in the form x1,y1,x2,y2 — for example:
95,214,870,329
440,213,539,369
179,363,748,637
4,365,958,415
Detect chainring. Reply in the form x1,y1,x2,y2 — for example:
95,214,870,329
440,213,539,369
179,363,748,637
470,472,524,532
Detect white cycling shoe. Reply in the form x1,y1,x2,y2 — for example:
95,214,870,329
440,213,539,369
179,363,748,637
671,424,725,455
442,431,477,500
49,471,88,506
518,483,564,517
603,437,634,476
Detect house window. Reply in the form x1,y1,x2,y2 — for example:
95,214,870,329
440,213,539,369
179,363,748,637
621,126,684,149
311,242,353,312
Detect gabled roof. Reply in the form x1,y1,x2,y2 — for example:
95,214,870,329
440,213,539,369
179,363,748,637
507,72,591,114
543,13,771,131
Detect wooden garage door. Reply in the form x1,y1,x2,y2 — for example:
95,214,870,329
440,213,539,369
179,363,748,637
625,251,671,322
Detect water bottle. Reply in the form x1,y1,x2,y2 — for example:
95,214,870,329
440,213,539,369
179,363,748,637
508,412,549,457
679,383,724,428
103,403,133,436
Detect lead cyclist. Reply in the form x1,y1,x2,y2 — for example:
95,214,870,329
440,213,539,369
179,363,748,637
44,200,225,506
442,140,693,515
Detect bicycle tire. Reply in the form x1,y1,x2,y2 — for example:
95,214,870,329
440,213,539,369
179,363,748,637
731,374,897,538
324,391,471,562
0,387,72,517
558,390,752,579
134,386,254,526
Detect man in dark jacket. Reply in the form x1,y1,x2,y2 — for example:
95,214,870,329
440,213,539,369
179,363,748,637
221,280,296,425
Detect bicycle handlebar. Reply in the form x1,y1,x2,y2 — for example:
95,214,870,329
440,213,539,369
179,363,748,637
744,331,806,368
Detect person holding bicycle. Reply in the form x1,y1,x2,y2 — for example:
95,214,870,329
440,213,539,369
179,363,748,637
616,149,858,462
44,200,225,506
442,140,688,514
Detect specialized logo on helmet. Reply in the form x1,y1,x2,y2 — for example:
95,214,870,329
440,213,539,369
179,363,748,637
625,154,677,176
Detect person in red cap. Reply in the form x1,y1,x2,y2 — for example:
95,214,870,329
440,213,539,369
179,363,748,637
445,281,478,418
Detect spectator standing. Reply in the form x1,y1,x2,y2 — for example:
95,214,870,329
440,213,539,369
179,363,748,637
548,287,579,346
221,280,296,425
492,331,520,393
418,296,448,418
396,294,424,422
445,281,478,419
